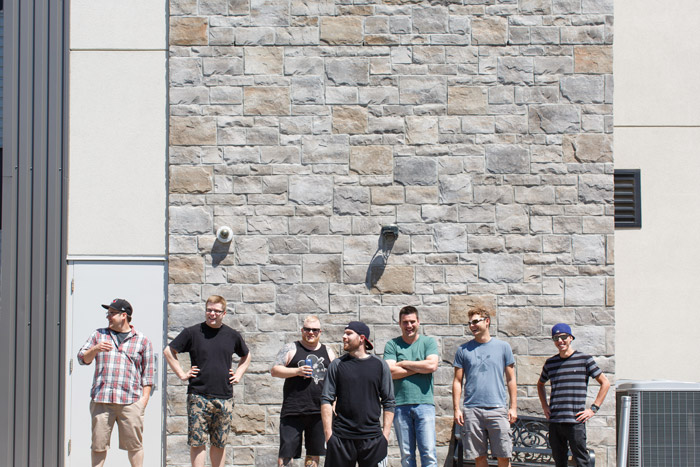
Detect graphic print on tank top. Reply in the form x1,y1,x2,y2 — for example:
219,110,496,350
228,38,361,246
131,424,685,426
296,354,327,384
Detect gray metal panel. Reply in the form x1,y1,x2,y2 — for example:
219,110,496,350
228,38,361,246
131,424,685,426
0,0,68,466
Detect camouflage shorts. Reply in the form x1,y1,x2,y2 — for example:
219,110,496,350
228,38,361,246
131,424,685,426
187,393,235,448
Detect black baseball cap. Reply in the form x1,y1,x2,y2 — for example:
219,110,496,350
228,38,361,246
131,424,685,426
346,321,374,350
102,298,133,316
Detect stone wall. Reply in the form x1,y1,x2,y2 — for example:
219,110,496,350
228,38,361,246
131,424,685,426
167,0,615,465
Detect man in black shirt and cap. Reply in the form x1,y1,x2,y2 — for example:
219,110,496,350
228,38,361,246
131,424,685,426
321,321,395,467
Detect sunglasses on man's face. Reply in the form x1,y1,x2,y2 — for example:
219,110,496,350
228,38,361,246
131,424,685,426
552,334,571,342
302,327,321,334
467,318,487,326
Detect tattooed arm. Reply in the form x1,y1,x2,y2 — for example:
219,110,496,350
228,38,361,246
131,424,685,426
271,342,307,378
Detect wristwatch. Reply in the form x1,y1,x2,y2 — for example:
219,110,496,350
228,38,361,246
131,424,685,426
590,404,599,413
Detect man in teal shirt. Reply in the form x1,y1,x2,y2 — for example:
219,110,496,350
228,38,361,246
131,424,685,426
384,306,439,467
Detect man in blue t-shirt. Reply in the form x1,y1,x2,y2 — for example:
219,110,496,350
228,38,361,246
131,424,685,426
537,323,610,467
452,306,517,467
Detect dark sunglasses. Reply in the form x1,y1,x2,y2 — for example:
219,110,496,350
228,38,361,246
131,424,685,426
302,327,321,333
552,334,571,342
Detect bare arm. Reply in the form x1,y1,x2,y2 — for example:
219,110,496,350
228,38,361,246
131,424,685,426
382,409,394,441
271,343,308,379
386,359,417,380
163,345,199,381
505,364,517,423
576,372,611,422
537,380,550,419
327,346,337,362
80,341,113,365
396,354,439,374
140,385,153,407
452,367,464,426
230,353,251,384
321,403,334,442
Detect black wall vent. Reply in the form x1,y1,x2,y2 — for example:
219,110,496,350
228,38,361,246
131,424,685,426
614,169,642,228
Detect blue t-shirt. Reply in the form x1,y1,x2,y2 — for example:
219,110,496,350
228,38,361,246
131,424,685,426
453,338,515,408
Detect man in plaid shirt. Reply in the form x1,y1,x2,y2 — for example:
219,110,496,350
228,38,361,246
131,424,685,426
78,298,155,467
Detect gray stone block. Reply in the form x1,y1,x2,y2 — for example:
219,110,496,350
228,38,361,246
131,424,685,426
572,234,605,264
326,58,369,86
498,57,534,85
560,76,605,104
496,204,529,233
413,6,449,34
439,175,473,203
434,224,468,253
485,145,530,174
276,284,329,314
400,76,447,105
395,157,438,186
334,186,370,215
170,206,213,234
478,254,524,283
288,175,333,205
565,276,605,305
529,105,581,134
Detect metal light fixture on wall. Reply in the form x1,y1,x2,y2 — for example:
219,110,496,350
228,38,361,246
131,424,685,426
216,226,233,243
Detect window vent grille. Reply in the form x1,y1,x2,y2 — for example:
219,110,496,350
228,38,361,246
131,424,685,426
614,170,642,228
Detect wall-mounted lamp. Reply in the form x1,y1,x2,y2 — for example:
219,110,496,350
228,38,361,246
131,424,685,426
216,226,233,243
381,225,399,242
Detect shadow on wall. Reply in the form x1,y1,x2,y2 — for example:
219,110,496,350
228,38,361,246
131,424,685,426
211,239,232,268
365,235,397,289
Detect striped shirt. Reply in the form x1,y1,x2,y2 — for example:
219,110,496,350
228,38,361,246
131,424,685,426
539,351,601,423
78,326,155,405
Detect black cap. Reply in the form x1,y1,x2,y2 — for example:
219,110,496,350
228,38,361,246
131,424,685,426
101,298,133,316
346,321,374,350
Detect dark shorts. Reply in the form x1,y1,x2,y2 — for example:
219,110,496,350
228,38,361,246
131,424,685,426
187,393,235,448
325,434,388,467
278,414,326,459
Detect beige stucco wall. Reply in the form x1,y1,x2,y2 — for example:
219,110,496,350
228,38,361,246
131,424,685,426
67,0,167,256
614,0,700,381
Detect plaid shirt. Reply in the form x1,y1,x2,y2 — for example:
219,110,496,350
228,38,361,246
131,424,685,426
78,326,155,404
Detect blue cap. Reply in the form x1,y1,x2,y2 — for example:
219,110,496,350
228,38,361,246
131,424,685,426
552,323,574,338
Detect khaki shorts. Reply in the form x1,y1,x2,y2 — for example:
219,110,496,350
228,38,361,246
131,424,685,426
461,406,512,459
187,393,235,448
90,399,146,452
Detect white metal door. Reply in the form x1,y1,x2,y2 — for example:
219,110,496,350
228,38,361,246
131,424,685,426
65,260,165,467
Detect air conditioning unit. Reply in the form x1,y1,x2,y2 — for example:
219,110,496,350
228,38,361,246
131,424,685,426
617,380,700,467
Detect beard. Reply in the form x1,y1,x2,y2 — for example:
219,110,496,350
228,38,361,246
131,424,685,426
343,339,361,352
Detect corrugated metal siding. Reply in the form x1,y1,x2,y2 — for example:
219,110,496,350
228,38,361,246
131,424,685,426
0,0,68,466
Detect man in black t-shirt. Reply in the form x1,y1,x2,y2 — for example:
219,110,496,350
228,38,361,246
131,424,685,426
271,315,337,467
321,321,395,467
164,295,251,467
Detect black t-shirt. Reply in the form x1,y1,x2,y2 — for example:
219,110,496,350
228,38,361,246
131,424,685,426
169,323,249,399
281,341,331,417
321,354,395,439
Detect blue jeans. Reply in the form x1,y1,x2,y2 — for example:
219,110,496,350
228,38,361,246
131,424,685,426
393,404,438,467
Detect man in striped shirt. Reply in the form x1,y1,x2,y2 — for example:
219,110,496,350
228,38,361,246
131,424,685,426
78,298,155,467
537,323,610,467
